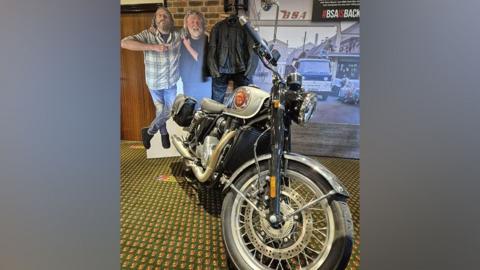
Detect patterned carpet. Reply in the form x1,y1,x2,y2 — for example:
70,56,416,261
120,141,360,270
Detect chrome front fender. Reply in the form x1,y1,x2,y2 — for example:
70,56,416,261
222,153,349,197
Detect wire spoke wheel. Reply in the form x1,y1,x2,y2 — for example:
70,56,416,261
222,161,353,270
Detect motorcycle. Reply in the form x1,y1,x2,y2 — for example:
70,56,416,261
337,78,360,105
170,15,353,270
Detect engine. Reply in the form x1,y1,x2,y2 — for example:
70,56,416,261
190,114,228,167
195,135,219,167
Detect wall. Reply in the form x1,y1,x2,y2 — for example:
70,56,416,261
167,0,228,31
120,0,228,31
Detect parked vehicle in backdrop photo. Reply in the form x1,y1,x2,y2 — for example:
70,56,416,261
291,57,334,101
170,2,353,268
336,77,360,104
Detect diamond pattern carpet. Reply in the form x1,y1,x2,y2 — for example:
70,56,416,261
120,141,360,270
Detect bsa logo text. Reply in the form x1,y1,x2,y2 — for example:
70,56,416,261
322,9,360,19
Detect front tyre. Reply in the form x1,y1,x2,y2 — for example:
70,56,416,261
222,161,353,270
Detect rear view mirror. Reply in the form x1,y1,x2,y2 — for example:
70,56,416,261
261,0,277,11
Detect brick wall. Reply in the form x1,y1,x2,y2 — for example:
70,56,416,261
167,0,229,33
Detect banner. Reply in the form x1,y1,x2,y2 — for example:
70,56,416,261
312,0,360,22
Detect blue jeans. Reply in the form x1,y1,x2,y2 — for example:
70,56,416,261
147,85,177,136
211,73,250,103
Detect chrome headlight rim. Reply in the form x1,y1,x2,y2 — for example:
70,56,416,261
297,92,317,126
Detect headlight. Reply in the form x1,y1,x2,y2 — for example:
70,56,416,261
286,91,317,126
286,72,302,91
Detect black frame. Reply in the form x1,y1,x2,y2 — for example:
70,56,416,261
121,2,166,13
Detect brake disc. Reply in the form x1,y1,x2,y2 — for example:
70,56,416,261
243,186,315,260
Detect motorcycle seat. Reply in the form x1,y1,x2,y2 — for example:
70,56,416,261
201,98,226,113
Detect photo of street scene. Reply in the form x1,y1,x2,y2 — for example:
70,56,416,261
249,0,360,125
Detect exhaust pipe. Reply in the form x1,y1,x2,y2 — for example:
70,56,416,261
172,130,237,182
171,135,196,160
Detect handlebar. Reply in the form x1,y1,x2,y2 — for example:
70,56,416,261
239,16,285,85
239,16,274,63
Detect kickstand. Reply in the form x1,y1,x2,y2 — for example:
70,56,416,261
184,174,203,204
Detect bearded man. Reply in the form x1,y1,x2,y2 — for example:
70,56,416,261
179,10,211,109
121,7,181,149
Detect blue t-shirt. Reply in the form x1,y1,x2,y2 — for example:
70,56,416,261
180,35,208,84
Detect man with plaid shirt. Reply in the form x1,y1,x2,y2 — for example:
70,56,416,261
121,7,180,149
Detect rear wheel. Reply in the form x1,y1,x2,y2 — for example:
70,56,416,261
222,161,353,270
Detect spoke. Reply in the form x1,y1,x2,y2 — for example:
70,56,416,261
301,250,313,264
265,238,276,246
313,217,327,224
276,239,283,248
303,251,315,262
311,233,325,246
300,251,308,264
278,238,284,249
285,258,293,270
292,231,297,242
305,245,321,255
291,184,304,193
313,228,327,238
268,258,275,268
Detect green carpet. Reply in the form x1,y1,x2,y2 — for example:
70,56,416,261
120,141,360,270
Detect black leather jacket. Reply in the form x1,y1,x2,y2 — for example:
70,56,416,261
207,16,258,78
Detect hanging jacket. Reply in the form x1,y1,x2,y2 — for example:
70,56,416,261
207,16,258,78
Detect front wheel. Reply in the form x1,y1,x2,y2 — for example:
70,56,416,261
222,161,353,270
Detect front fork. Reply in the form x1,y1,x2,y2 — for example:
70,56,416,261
268,81,289,226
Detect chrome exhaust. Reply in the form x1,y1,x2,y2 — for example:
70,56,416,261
171,135,195,160
172,130,237,183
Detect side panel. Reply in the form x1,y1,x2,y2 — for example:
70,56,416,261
221,127,271,174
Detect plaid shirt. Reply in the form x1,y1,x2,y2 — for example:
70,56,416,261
124,29,181,90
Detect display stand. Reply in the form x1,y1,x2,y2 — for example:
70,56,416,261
146,118,187,158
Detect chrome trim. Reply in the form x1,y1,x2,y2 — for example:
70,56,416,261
222,153,349,197
297,92,317,126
